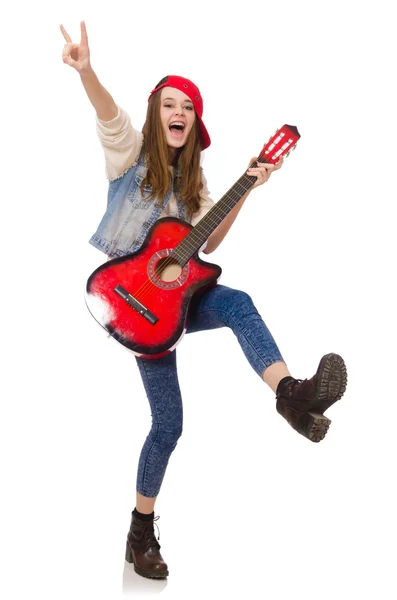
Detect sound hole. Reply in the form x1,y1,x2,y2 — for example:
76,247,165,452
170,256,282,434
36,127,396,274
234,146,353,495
155,257,182,282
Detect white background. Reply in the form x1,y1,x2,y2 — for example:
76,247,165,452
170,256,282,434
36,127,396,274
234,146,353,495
1,0,396,598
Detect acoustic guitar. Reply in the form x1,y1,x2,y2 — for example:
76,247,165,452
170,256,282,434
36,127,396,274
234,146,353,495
86,125,300,358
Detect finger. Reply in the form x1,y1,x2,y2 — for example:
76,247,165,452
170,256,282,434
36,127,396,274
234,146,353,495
60,24,72,43
247,156,258,168
248,165,271,173
274,155,284,169
247,167,261,175
80,20,88,44
62,42,76,59
256,163,276,173
247,168,269,182
62,54,77,68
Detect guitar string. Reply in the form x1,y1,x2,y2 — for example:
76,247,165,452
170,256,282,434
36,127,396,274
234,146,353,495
119,136,296,307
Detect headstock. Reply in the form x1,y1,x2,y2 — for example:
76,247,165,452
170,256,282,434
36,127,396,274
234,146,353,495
259,125,300,164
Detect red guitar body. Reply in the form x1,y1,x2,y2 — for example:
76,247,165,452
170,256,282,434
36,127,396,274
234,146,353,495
86,218,221,358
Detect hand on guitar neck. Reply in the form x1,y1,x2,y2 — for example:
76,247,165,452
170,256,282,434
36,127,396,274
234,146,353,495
247,154,284,189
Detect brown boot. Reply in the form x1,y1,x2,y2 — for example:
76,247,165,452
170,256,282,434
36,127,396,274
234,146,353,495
275,353,347,442
125,511,169,579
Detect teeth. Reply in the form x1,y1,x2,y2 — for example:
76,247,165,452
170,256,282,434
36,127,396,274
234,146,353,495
170,121,185,129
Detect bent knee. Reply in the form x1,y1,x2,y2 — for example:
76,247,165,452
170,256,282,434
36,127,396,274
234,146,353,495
219,287,256,315
151,423,183,450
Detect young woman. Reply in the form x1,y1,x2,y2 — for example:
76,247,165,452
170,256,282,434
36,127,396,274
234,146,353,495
61,21,348,580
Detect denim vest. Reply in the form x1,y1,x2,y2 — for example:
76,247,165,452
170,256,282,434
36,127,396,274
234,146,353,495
89,147,190,258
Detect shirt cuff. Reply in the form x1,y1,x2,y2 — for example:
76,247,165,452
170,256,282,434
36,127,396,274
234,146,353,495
96,104,126,135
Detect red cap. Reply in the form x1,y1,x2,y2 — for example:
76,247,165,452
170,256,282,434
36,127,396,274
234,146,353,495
148,75,211,150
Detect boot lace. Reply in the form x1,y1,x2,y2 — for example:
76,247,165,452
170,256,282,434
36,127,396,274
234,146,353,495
288,378,305,394
277,378,304,399
143,515,161,550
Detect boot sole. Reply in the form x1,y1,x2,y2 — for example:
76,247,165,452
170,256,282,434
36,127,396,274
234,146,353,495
315,353,347,412
125,541,169,579
305,354,347,442
307,412,332,443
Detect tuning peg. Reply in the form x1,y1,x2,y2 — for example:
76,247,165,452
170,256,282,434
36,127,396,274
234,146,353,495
292,144,297,151
285,150,291,158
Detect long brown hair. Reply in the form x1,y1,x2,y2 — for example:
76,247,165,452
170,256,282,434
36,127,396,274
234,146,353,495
141,89,204,218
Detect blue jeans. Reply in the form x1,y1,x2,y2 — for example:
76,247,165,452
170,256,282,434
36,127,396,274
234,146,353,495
134,284,284,497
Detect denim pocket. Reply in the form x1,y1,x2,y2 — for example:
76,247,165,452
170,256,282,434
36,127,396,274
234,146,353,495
127,173,153,209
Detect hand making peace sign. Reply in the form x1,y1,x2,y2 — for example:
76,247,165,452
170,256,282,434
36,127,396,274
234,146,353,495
60,20,91,74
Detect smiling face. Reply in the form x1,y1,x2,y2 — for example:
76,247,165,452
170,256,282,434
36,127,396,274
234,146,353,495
159,86,196,151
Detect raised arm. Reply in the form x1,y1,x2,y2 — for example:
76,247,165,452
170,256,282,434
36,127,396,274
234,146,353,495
60,20,118,121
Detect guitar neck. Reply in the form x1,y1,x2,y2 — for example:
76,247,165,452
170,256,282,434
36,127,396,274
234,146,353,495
172,166,260,265
172,124,300,265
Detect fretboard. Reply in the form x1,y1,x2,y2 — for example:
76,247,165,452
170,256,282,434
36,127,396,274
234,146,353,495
172,164,261,265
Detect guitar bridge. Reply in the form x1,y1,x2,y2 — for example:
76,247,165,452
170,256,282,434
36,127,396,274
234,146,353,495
114,285,159,325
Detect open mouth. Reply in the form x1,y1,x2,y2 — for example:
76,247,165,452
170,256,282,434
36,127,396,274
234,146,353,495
169,122,185,139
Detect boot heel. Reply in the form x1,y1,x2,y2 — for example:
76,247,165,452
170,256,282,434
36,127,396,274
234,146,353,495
125,541,134,563
307,412,331,443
